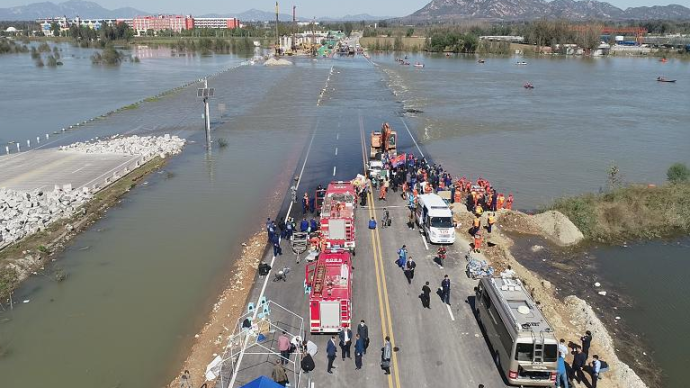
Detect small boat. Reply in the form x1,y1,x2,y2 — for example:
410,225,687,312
523,83,534,89
660,58,668,63
478,59,485,64
657,77,677,83
401,61,410,66
414,62,424,68
516,61,528,65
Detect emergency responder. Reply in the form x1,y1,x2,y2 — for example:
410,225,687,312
487,213,496,233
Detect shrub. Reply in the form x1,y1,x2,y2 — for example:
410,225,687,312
667,163,690,183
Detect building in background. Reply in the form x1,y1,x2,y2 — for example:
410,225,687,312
131,15,192,34
36,16,132,36
190,17,240,29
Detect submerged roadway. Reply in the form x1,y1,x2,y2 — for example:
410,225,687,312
221,54,510,388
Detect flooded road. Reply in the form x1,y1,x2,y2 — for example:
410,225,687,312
0,49,688,388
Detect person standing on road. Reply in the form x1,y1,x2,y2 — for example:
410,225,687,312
421,281,431,309
404,257,416,284
381,336,392,375
558,338,569,359
441,275,451,305
357,320,369,354
326,336,337,374
272,234,283,257
354,333,365,370
301,350,315,374
271,359,289,387
339,327,353,360
278,331,290,364
591,355,602,388
396,245,407,269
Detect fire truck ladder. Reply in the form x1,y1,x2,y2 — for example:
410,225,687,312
340,299,350,324
312,262,327,296
533,331,545,363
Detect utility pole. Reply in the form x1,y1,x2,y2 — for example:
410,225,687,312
197,79,215,146
311,17,316,56
292,5,297,53
275,1,280,56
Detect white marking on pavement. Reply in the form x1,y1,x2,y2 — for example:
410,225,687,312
420,234,429,250
228,118,319,388
336,133,340,140
399,117,424,158
333,166,337,176
446,304,456,321
335,147,338,155
71,166,86,174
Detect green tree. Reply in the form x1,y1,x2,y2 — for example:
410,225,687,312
393,36,404,51
50,22,61,37
344,22,353,37
667,163,690,183
406,28,415,37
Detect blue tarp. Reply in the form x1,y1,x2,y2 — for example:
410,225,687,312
240,376,284,388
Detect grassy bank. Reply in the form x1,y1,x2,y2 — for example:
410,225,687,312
549,182,690,243
360,36,426,52
0,156,168,308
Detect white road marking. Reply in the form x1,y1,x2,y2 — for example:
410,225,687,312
420,234,429,250
399,117,424,158
333,166,337,176
228,118,320,388
336,133,340,140
71,166,86,174
446,304,456,321
335,147,338,155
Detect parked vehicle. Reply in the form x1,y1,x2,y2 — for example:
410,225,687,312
305,249,352,333
415,194,455,244
474,277,558,386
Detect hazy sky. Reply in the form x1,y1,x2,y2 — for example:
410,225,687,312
3,0,690,16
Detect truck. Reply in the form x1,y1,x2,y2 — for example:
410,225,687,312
305,249,353,333
370,122,397,159
319,181,357,254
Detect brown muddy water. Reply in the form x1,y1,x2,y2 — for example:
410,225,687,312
511,234,690,387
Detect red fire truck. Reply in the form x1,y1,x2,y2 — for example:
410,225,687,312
305,249,353,333
319,181,357,254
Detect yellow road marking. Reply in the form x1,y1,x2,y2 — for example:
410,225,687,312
359,112,400,388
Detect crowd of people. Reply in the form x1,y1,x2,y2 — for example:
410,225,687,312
556,331,609,388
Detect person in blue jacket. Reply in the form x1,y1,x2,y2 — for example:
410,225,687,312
556,355,569,388
326,336,337,374
300,218,309,232
354,333,365,370
368,217,377,229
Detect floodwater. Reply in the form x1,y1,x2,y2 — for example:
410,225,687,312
0,48,688,388
0,43,243,144
0,51,331,387
371,53,690,387
376,53,690,210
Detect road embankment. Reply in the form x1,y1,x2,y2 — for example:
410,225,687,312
453,205,648,388
548,183,690,244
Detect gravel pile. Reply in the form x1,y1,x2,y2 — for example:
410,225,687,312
59,134,185,156
0,187,90,249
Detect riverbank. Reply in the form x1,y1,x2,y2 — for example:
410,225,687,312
549,182,690,244
452,205,647,388
0,155,168,305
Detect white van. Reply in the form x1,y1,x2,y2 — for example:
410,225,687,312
415,194,455,244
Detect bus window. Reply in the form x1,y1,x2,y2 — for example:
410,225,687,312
515,343,534,361
544,344,558,362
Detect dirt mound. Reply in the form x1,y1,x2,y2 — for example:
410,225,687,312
264,58,293,66
532,210,584,246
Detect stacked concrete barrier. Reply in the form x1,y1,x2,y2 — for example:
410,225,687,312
0,186,91,249
59,134,186,156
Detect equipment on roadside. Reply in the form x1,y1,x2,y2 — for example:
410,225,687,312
274,266,291,282
305,249,352,333
370,122,397,159
291,232,309,254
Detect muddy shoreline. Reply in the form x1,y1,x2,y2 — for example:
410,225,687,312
0,156,169,299
166,132,308,387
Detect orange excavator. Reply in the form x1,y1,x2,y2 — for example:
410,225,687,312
370,122,397,159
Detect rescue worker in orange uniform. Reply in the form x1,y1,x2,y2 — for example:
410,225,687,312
310,235,320,251
379,183,387,201
487,213,496,233
454,188,462,204
471,191,478,208
506,193,514,210
424,183,432,194
475,204,483,217
319,235,328,252
472,216,481,235
473,231,483,253
497,193,505,210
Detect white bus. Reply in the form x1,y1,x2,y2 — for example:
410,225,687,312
415,194,455,244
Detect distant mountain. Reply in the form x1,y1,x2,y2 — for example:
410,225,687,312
0,0,149,20
402,0,690,21
212,8,304,22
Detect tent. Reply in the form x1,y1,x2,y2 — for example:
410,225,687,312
239,376,284,388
